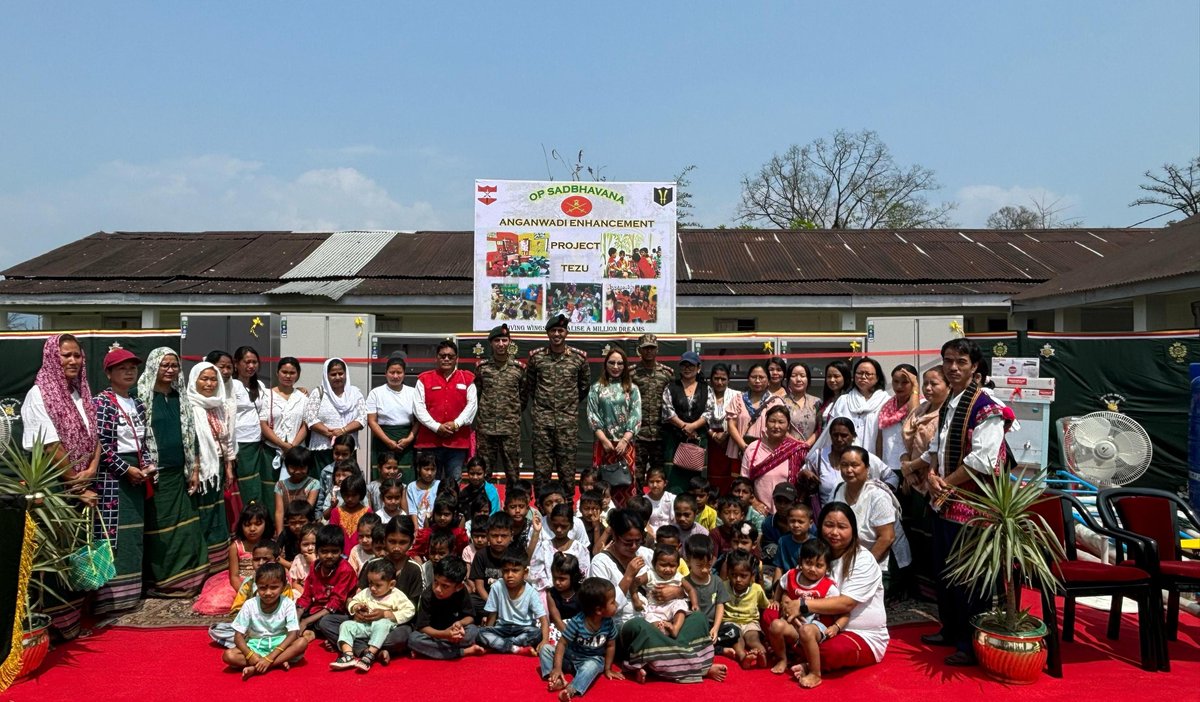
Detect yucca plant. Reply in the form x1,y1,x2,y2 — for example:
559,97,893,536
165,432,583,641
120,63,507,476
0,437,88,631
944,469,1066,634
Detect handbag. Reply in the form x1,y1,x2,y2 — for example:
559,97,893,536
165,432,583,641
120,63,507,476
672,440,707,472
67,508,116,591
599,457,632,488
223,481,245,533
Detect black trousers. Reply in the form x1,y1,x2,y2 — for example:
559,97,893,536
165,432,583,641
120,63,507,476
932,515,991,654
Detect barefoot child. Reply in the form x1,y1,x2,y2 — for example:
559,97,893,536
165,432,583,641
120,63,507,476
409,556,486,660
633,545,698,638
766,540,848,685
330,559,417,673
683,535,732,647
722,549,770,668
222,563,309,681
541,577,622,701
480,549,550,655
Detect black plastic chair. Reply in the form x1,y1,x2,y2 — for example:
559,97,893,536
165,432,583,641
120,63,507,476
1097,487,1200,662
1027,490,1164,675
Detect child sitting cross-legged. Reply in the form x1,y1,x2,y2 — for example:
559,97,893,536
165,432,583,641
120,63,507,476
409,555,486,660
221,562,309,681
330,559,417,673
632,545,698,638
208,539,295,649
479,548,550,655
765,539,849,686
541,577,622,701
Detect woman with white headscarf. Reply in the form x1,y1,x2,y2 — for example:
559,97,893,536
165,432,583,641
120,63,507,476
304,358,366,467
186,361,237,570
136,348,209,595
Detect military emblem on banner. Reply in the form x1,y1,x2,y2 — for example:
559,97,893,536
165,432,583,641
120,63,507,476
1,398,20,418
652,187,674,207
1040,343,1056,359
1099,393,1126,412
1168,342,1188,364
477,184,498,206
992,342,1009,357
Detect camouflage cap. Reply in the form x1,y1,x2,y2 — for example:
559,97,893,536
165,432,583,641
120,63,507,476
637,333,658,349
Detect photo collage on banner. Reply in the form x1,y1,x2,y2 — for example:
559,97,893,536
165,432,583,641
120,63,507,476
473,180,677,333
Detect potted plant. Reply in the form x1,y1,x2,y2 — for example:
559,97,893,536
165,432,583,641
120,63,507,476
944,469,1065,684
0,437,88,682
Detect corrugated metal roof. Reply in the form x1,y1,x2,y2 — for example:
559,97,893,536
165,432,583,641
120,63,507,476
0,227,1157,302
279,231,396,279
267,279,364,300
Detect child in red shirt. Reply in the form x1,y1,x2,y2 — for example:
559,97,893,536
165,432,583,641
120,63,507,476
297,524,357,638
765,539,850,685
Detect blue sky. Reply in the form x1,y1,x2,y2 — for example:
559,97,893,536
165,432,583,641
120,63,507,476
1,1,1196,267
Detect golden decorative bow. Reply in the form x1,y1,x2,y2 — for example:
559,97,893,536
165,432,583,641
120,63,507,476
354,316,365,339
948,321,964,338
249,317,263,338
849,340,861,353
762,341,774,353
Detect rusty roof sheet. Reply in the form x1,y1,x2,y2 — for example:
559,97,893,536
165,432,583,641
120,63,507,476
0,227,1153,301
1013,217,1200,302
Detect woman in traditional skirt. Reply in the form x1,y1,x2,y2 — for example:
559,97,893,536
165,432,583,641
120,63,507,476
259,355,309,477
661,351,714,494
305,358,366,469
231,346,272,518
21,334,100,639
136,348,208,596
92,346,155,614
586,346,642,507
589,509,726,684
189,360,237,572
205,350,241,534
366,352,417,483
704,362,737,495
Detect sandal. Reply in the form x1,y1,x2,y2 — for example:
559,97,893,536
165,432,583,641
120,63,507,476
355,651,376,673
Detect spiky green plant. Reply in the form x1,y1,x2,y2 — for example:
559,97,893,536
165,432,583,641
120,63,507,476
0,437,87,630
944,470,1066,634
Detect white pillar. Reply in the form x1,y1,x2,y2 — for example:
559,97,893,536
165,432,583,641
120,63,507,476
1131,296,1148,332
141,309,161,329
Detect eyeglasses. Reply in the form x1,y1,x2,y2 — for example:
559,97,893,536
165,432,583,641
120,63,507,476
160,364,180,370
854,371,876,378
437,354,457,360
615,535,642,548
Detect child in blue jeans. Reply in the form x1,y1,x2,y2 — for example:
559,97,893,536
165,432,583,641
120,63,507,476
542,577,622,700
480,548,549,655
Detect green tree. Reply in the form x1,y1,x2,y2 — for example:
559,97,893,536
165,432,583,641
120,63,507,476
737,129,954,229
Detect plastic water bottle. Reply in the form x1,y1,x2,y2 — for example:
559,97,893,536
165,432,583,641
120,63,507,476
1190,363,1200,513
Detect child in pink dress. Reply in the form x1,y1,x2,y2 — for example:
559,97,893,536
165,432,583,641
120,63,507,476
195,502,273,615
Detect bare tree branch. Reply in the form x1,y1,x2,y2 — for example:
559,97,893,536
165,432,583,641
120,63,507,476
1129,156,1200,217
737,129,954,229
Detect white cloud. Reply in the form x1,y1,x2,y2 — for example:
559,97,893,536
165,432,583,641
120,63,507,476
955,184,1081,228
0,155,442,267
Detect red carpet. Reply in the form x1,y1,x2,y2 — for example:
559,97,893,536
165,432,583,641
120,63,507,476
7,596,1198,701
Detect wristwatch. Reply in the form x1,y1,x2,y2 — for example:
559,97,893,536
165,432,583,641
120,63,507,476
800,600,810,616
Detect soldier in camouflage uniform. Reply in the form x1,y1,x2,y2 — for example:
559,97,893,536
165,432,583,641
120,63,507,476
524,314,590,497
630,333,673,484
474,323,526,487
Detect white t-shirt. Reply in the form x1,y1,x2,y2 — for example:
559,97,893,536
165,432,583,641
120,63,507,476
232,595,300,639
878,420,906,472
112,394,146,454
258,387,309,448
365,384,418,426
589,547,652,626
831,481,912,569
829,546,889,662
21,385,90,450
646,491,677,531
232,380,267,444
806,446,891,507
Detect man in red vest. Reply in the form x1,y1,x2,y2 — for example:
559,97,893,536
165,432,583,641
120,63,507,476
414,339,478,482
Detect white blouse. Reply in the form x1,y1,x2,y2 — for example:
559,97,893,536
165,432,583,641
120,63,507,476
304,386,366,451
258,387,309,448
21,386,90,449
232,380,267,444
365,384,418,426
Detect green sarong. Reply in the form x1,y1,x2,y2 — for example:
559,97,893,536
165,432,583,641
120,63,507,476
194,472,230,572
144,463,208,596
236,441,270,517
94,452,146,615
618,612,715,682
377,424,415,483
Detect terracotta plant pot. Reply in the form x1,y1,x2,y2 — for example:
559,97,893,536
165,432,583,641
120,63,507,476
971,614,1048,685
16,614,51,680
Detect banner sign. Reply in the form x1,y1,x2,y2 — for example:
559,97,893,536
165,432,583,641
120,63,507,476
473,179,677,333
